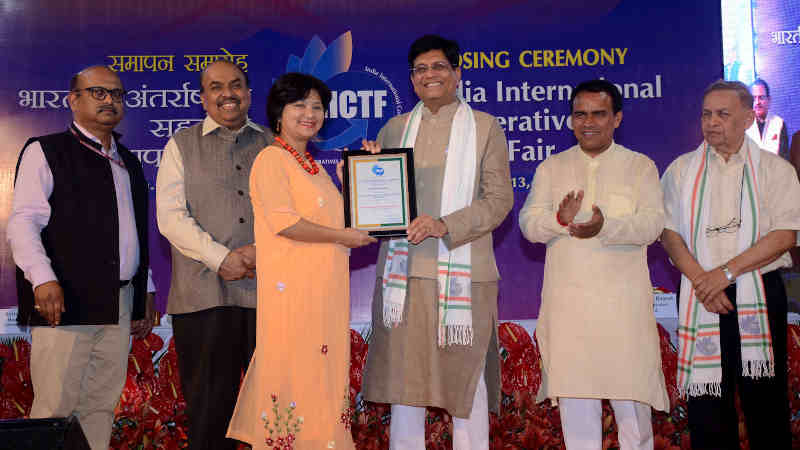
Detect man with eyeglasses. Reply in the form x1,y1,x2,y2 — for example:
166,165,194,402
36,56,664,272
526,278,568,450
520,79,668,449
361,34,513,449
661,79,800,449
7,65,155,449
156,59,270,450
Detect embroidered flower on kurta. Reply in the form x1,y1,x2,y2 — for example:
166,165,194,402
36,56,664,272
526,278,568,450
263,394,302,449
339,388,353,430
327,441,336,448
321,344,328,354
277,282,285,292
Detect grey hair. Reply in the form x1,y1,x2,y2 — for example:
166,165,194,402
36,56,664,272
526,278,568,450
702,79,753,109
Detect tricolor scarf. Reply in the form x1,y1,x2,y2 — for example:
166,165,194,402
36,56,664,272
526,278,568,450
382,98,477,347
676,139,774,397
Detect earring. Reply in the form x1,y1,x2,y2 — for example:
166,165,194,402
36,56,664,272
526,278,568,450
276,119,281,134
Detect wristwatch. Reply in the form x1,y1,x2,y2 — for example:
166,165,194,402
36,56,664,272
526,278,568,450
720,264,735,283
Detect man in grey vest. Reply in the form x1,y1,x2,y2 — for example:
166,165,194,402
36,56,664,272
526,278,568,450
156,60,271,450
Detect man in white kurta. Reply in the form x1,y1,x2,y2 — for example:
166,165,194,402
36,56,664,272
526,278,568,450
519,80,668,450
660,80,797,450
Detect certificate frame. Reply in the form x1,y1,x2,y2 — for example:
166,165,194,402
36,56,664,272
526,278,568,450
342,148,417,237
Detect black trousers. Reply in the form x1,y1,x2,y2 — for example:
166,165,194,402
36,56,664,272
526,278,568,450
687,270,790,450
172,306,256,450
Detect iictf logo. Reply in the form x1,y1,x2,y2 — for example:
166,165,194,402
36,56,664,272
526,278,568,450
285,31,402,150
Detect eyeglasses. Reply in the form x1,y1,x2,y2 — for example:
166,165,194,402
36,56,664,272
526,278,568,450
705,217,741,237
410,61,454,77
72,86,126,102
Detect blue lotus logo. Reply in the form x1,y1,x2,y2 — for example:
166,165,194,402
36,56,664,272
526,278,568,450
285,32,353,81
372,164,384,176
285,31,402,151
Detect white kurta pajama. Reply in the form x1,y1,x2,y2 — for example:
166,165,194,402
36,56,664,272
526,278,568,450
519,143,669,413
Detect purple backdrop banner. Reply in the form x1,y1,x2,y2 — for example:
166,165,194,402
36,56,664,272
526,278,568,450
0,0,723,322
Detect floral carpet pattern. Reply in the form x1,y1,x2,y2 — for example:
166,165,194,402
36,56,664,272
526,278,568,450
1,323,798,449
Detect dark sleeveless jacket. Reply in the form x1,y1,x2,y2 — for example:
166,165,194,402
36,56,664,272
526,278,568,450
14,127,149,326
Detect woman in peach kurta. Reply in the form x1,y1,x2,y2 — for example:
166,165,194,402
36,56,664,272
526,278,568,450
227,73,374,449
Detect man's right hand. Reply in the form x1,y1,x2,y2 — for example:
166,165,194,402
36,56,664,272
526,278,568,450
33,280,65,326
360,139,381,154
557,190,584,225
218,249,254,281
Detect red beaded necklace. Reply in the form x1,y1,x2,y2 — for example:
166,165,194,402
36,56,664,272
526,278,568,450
274,136,319,175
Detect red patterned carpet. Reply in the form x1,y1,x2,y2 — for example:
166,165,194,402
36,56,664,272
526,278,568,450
1,323,798,449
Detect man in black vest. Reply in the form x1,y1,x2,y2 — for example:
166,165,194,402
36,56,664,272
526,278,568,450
7,65,155,450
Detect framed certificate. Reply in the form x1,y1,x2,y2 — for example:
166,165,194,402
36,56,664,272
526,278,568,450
342,148,417,237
